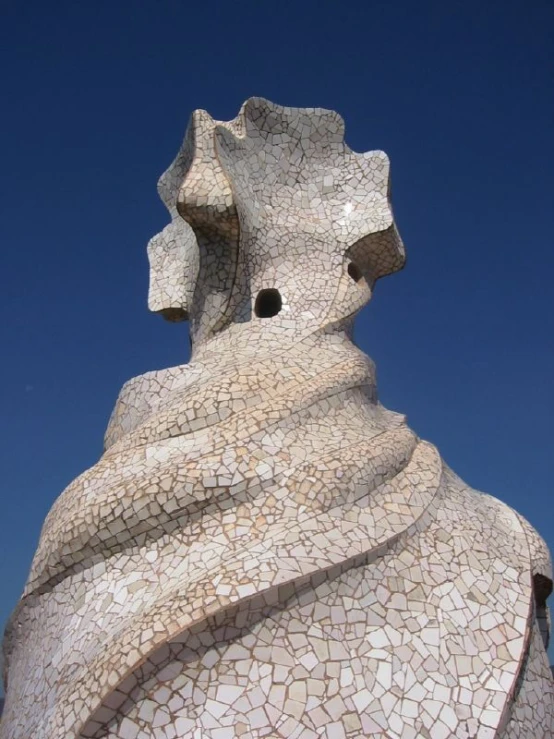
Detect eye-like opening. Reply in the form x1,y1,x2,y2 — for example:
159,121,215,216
347,262,363,283
533,573,553,650
254,288,282,318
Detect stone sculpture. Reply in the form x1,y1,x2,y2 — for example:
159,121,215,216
1,98,553,739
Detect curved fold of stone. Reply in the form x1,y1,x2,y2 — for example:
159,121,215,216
146,126,199,321
1,99,552,739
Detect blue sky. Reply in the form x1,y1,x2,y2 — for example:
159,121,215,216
1,0,553,670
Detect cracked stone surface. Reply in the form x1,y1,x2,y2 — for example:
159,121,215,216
1,98,552,739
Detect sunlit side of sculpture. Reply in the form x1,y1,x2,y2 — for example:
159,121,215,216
1,98,552,739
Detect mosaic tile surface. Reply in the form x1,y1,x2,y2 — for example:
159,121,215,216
1,98,552,739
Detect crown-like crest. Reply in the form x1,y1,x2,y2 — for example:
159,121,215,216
148,98,405,326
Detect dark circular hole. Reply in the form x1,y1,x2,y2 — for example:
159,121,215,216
254,288,282,318
347,263,363,283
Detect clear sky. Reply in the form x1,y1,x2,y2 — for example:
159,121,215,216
1,0,553,671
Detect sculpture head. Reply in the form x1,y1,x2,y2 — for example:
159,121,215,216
148,98,405,350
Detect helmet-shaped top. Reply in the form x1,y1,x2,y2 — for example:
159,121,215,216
148,98,405,348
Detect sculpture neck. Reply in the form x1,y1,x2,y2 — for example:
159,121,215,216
190,312,356,363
